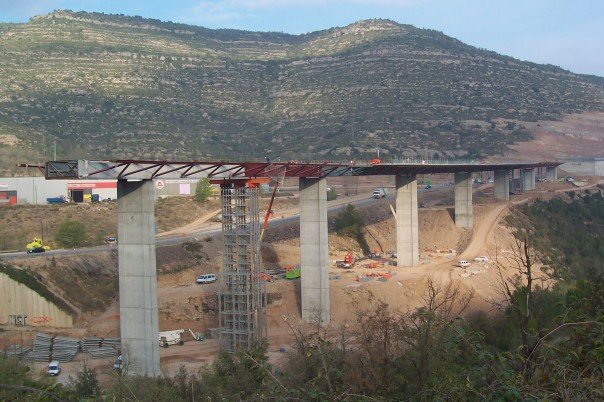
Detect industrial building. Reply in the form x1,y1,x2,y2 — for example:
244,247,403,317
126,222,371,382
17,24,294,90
0,177,210,205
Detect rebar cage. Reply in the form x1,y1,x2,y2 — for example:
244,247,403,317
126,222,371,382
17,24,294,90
218,185,267,351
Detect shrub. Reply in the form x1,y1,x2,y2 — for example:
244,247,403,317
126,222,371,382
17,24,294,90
327,187,338,201
194,178,212,203
55,220,87,248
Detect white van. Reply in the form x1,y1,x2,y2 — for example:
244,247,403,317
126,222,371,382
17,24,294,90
196,274,217,284
372,188,387,199
47,361,60,376
457,260,471,268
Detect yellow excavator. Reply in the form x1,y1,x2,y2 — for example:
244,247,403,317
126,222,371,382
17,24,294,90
25,237,51,252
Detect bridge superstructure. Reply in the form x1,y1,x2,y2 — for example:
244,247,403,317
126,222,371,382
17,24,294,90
32,158,560,375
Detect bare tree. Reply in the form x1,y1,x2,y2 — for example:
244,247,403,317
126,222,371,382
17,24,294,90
492,210,553,378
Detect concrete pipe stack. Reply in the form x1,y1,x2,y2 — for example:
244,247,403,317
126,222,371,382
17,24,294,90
81,337,121,358
4,344,31,359
51,336,79,362
24,332,53,362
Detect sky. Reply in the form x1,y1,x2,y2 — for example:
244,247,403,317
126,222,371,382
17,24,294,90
0,0,602,76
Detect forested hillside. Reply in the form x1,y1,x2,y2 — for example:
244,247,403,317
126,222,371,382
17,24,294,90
0,10,602,169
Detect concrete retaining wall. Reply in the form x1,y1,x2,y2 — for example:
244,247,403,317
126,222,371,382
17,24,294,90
0,273,73,328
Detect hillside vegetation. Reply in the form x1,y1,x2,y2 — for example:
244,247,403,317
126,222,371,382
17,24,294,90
0,11,602,172
518,188,604,281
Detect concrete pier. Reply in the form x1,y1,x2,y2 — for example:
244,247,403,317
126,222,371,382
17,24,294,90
117,180,160,376
454,172,473,229
545,166,558,182
521,168,536,191
494,170,510,201
396,174,419,266
299,177,329,325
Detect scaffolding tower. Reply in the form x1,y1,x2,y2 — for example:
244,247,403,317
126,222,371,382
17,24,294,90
218,184,267,351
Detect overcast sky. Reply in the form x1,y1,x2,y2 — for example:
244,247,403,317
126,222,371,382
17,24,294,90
1,0,602,76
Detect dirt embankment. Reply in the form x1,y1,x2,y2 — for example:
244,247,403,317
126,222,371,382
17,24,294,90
499,111,604,161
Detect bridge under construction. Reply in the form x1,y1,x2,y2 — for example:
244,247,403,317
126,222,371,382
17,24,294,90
33,158,559,376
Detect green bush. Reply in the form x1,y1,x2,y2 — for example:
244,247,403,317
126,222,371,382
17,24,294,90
327,187,338,201
55,220,87,248
194,178,212,203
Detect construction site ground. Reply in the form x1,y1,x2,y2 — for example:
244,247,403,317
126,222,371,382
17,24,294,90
1,177,601,386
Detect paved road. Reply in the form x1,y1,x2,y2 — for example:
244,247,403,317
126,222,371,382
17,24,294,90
0,185,451,260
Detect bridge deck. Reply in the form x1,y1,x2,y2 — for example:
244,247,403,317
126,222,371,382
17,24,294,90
27,159,560,180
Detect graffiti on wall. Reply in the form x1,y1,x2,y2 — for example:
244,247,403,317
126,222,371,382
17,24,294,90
32,316,51,324
8,314,27,326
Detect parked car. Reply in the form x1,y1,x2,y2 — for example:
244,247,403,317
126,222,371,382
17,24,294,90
457,260,471,268
196,274,217,284
47,361,60,376
105,236,118,244
372,188,387,199
113,355,122,372
474,256,489,262
27,247,46,254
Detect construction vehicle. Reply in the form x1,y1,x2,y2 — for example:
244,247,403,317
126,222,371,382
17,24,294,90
336,252,356,268
259,272,274,282
285,265,301,279
46,196,67,204
188,329,205,341
25,237,51,251
159,329,185,347
259,181,280,242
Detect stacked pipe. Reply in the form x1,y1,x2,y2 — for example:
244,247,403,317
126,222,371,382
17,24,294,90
4,344,31,359
24,333,53,362
81,337,121,358
51,336,79,362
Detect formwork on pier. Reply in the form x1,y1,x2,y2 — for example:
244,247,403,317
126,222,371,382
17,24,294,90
218,185,267,351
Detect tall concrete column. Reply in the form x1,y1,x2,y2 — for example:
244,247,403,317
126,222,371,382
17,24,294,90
494,170,510,201
299,177,329,325
545,166,558,182
454,172,473,229
117,180,160,376
396,174,419,266
521,168,536,191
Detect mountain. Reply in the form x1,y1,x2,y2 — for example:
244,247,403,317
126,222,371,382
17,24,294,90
0,10,602,169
